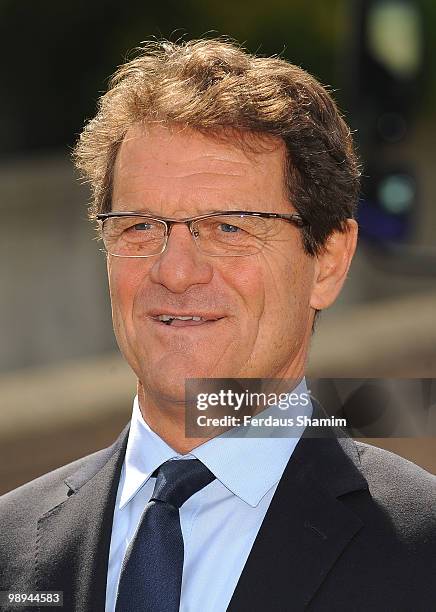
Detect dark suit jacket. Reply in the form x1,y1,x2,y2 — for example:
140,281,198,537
0,418,435,612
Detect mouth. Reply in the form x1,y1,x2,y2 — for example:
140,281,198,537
149,313,224,327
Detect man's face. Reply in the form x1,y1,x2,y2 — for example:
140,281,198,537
108,125,317,403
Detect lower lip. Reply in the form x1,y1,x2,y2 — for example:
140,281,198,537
149,318,222,329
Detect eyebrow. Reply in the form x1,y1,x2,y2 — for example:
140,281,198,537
111,207,156,215
110,204,240,216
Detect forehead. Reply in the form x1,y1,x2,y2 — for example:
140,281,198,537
112,124,289,212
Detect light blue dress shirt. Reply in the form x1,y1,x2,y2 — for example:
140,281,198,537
105,379,312,612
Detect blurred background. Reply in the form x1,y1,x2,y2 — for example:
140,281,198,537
1,0,435,493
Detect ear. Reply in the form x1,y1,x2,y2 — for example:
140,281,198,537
310,219,358,310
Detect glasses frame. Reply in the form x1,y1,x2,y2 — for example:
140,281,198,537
96,210,307,258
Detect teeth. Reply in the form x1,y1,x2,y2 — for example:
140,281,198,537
156,315,206,322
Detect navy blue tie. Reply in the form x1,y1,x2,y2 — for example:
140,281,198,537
115,459,216,612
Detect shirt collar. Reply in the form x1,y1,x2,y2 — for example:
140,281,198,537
119,378,312,509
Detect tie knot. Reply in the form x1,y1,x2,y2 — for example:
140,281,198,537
151,459,215,508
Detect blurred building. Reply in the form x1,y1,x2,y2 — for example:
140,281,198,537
1,0,434,493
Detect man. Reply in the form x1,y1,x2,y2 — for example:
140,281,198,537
0,39,434,612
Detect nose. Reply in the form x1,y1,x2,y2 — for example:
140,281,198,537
149,224,213,293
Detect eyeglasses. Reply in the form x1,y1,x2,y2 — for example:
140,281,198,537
96,210,307,258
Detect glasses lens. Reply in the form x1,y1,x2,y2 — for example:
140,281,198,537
193,215,271,256
102,217,166,257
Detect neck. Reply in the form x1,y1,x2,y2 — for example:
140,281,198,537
137,382,207,454
136,367,308,455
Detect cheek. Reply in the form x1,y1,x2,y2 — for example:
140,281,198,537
108,262,144,323
262,252,314,329
218,259,266,320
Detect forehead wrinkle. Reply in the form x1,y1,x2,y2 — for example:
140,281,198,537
113,186,261,217
140,153,253,165
135,170,249,180
116,159,252,179
117,141,257,174
115,167,257,194
114,168,281,212
113,126,289,213
120,122,285,169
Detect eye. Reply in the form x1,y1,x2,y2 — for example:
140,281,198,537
219,223,241,233
130,222,153,231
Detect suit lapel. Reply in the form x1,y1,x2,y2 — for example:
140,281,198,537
34,404,367,611
228,418,368,611
36,426,129,612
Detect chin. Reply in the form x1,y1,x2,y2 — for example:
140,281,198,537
142,363,214,402
149,382,187,405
